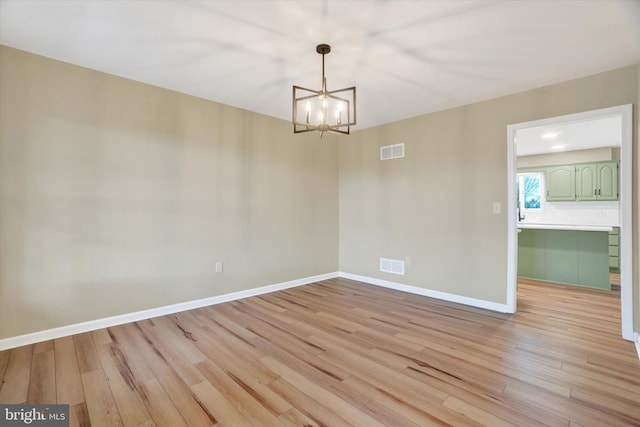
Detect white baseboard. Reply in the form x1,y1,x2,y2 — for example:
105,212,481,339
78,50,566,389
6,271,631,359
0,272,339,351
338,272,510,313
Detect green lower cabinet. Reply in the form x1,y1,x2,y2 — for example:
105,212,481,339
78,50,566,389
517,229,546,279
518,229,610,290
609,227,620,272
578,231,610,288
545,230,580,285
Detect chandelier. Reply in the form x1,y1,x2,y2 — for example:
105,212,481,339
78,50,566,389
292,44,356,135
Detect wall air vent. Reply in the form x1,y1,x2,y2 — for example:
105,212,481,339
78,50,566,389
380,143,404,160
380,258,405,275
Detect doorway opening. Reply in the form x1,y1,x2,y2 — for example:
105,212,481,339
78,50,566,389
506,104,633,341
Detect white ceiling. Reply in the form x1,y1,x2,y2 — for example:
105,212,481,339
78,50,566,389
516,116,622,156
1,0,639,130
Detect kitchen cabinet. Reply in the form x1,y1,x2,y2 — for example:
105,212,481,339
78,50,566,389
518,228,609,289
544,161,618,202
546,165,575,201
609,227,619,272
576,161,618,201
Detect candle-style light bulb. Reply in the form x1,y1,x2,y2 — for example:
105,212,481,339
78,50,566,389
305,102,311,124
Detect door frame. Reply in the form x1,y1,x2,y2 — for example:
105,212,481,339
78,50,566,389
506,104,634,341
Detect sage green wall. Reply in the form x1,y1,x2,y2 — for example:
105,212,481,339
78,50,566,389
0,46,339,339
339,66,639,312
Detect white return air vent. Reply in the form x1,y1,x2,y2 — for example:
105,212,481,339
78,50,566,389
380,258,405,275
380,143,404,160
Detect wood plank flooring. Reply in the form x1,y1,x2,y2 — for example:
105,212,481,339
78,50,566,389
1,278,639,426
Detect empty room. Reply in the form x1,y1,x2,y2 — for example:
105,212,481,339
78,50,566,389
1,1,639,426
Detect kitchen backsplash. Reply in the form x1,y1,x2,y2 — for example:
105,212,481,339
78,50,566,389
519,200,619,227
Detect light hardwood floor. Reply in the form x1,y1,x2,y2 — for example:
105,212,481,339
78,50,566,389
1,278,639,426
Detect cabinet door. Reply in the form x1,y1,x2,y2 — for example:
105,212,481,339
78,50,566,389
609,227,620,271
597,161,618,200
546,165,575,201
576,164,597,201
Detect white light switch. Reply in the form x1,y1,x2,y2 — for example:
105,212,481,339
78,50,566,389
492,202,501,214
215,261,223,273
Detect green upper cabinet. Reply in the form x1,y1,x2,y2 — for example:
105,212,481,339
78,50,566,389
544,160,619,202
576,161,618,201
597,161,618,200
576,164,597,200
546,165,576,201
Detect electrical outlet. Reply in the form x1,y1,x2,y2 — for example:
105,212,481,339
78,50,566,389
492,202,501,214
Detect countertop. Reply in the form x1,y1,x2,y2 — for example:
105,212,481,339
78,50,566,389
517,223,614,232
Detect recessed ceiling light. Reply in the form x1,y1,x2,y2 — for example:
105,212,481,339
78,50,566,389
542,132,560,139
551,144,566,150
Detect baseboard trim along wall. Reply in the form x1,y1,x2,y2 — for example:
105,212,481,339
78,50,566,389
338,272,511,313
8,272,633,359
0,272,339,351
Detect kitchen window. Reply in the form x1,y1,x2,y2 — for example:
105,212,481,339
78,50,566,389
517,172,543,210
